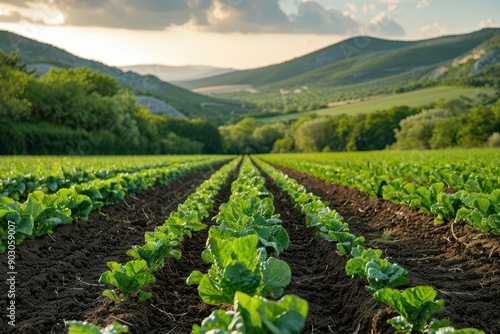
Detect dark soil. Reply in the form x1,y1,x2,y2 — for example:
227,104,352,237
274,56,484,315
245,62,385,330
0,165,235,334
264,176,395,334
2,161,499,334
271,164,500,334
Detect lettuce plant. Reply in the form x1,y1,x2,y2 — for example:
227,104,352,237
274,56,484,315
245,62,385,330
456,190,500,233
192,292,308,334
431,191,465,223
0,198,33,252
99,260,156,303
213,196,289,256
374,286,485,334
373,286,444,333
65,321,129,334
126,240,181,272
347,246,409,293
187,235,291,305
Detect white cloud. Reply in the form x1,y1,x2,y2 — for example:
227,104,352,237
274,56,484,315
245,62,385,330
363,11,405,36
479,18,493,28
345,2,358,13
420,21,447,37
416,0,430,9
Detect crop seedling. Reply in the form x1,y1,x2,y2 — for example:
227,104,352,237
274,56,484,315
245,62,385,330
99,260,156,303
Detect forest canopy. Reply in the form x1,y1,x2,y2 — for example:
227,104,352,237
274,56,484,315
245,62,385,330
0,51,222,155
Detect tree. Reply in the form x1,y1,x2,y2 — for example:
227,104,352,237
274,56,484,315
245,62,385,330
293,118,330,152
0,66,32,122
456,105,496,147
252,123,286,153
40,67,119,97
0,51,29,73
272,136,294,153
357,106,419,150
219,118,258,153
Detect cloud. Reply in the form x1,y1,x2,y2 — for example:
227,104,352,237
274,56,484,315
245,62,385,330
1,0,405,37
203,0,290,33
0,11,22,23
416,0,430,9
364,11,405,36
55,0,192,30
289,1,359,34
479,18,494,28
420,22,447,37
345,3,358,13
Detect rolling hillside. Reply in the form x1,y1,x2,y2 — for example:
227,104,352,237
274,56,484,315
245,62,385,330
258,86,495,124
0,30,245,125
179,28,499,90
177,28,500,115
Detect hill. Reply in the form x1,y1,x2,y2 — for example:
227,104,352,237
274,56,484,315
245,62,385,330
0,30,245,125
177,28,500,115
121,64,234,82
258,86,495,124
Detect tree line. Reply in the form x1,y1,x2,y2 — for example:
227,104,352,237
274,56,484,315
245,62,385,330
219,94,500,153
0,51,222,155
1,50,499,155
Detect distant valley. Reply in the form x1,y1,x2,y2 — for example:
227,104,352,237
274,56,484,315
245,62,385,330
121,64,234,83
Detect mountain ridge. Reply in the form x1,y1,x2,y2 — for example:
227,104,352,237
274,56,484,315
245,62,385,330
177,28,500,90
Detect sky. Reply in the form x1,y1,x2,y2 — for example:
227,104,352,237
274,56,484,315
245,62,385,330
0,0,499,70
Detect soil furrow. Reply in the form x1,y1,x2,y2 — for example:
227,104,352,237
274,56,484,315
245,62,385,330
261,169,395,333
0,164,234,334
86,166,238,333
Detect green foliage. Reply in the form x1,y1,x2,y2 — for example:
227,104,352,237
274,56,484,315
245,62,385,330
0,51,33,123
0,188,94,251
456,190,500,233
219,118,259,154
99,260,156,303
187,235,291,305
261,149,500,235
212,196,289,256
65,321,129,334
192,292,308,334
180,29,499,116
374,286,445,333
256,157,489,333
0,57,226,154
346,246,409,293
431,191,466,223
126,241,181,272
393,97,500,150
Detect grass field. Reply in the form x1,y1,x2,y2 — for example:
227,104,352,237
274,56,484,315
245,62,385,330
259,86,494,124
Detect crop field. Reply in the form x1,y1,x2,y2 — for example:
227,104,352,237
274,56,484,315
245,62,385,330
259,86,494,124
1,150,499,334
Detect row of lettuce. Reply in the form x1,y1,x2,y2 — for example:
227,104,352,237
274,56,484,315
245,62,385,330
0,156,231,253
260,150,500,235
69,156,486,333
69,156,310,333
188,156,308,333
0,155,215,201
98,157,240,303
254,157,486,334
